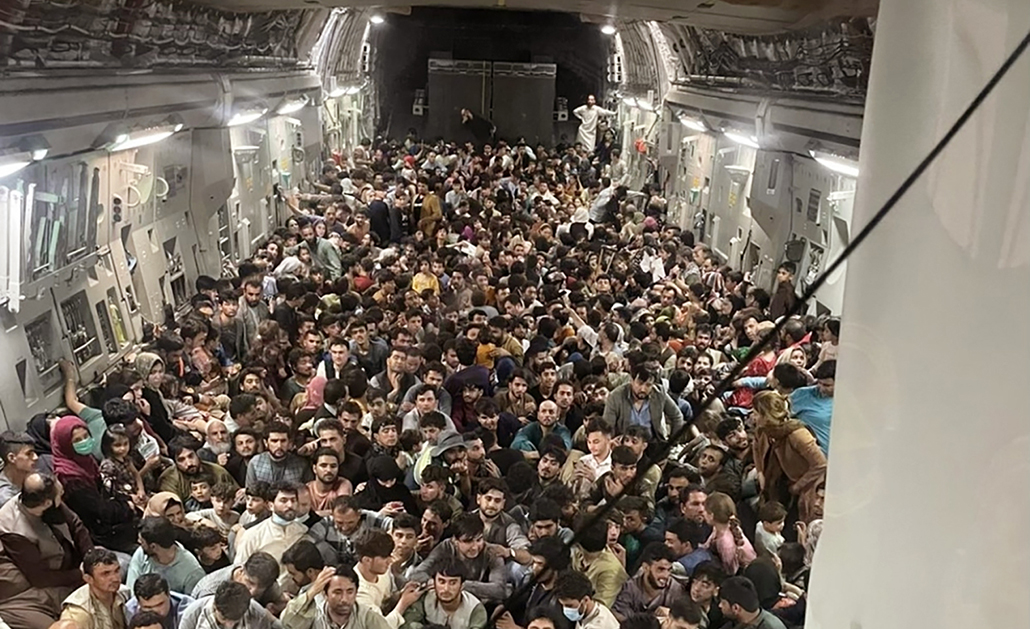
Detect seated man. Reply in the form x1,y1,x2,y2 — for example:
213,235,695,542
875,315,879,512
401,560,487,629
554,570,619,629
60,549,131,629
471,478,531,566
409,514,509,604
616,498,664,575
612,543,687,621
233,482,307,568
511,401,572,461
246,422,313,487
570,520,627,609
179,581,278,629
307,496,394,566
281,565,392,629
126,574,195,629
664,518,714,576
0,473,92,629
158,437,238,502
190,552,282,612
127,517,205,595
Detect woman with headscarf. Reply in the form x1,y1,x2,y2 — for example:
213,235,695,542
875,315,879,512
134,352,180,443
144,492,194,547
25,413,57,475
50,416,138,554
352,456,418,515
751,391,827,524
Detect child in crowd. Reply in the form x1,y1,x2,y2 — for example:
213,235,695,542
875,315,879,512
236,480,273,529
99,425,146,507
185,475,214,512
189,525,231,574
703,491,756,575
755,501,787,558
187,482,240,536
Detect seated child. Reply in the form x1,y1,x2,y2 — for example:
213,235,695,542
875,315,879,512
187,482,240,536
185,475,214,512
236,480,273,530
755,500,787,558
190,525,231,574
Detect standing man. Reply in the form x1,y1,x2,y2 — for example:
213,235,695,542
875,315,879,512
573,96,615,152
461,109,496,148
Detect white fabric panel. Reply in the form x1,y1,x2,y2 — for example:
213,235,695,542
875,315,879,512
808,1,1030,628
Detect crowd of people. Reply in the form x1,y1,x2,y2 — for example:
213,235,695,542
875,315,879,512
0,130,839,629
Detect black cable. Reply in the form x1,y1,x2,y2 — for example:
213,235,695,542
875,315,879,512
492,23,1030,624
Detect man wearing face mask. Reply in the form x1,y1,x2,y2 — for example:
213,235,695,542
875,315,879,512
555,570,619,629
0,473,93,629
233,482,307,570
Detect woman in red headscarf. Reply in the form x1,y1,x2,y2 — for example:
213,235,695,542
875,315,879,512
50,416,139,553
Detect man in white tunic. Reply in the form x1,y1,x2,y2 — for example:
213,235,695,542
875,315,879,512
573,95,615,151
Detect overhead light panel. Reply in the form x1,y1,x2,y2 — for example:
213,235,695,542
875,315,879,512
678,114,706,132
601,24,617,35
810,150,860,178
637,99,654,111
622,97,637,108
17,135,50,161
228,107,268,127
276,95,309,115
96,116,185,152
724,131,760,149
0,153,33,179
369,14,385,24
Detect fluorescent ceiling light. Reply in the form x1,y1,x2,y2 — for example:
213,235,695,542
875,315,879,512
622,97,637,107
601,24,617,35
0,156,32,178
228,108,268,127
724,131,760,149
108,124,182,152
369,14,385,24
637,100,654,111
680,117,706,132
810,150,859,178
277,96,308,115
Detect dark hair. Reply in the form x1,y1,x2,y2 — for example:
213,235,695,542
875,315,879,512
528,498,563,524
528,535,571,572
211,482,238,502
476,477,507,497
573,519,608,553
772,363,808,390
0,431,34,464
611,445,637,466
189,526,224,553
20,473,57,508
758,501,788,523
354,529,394,559
242,552,281,591
425,499,454,523
539,446,568,467
282,540,325,573
83,548,119,576
331,563,360,587
133,573,170,600
229,393,259,418
139,516,177,549
583,419,613,437
130,612,166,629
453,513,485,540
691,560,726,586
419,411,447,430
524,607,567,629
715,417,743,441
102,398,139,427
213,581,252,622
554,569,594,600
246,480,274,501
420,465,450,486
813,360,836,380
621,615,661,629
433,558,468,581
392,513,420,533
639,541,677,565
778,261,797,275
667,518,710,549
264,421,292,440
778,542,806,577
669,599,704,626
189,473,214,489
271,480,300,500
167,436,201,462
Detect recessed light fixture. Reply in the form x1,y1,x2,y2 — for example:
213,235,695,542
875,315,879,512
622,97,637,108
601,24,617,35
369,14,385,24
95,117,185,152
724,131,761,149
680,117,706,132
810,150,860,177
228,107,269,127
0,153,33,178
276,95,309,115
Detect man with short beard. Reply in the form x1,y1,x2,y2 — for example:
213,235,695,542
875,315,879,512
307,448,353,517
409,514,509,604
472,478,531,566
233,482,307,568
400,561,488,629
158,438,238,502
511,401,572,461
245,422,312,487
523,447,567,505
281,564,391,629
611,543,687,621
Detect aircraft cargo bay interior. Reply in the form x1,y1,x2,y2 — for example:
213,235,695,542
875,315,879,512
0,2,1026,629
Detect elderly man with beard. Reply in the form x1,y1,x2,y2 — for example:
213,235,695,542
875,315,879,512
197,420,231,466
612,543,687,621
233,482,307,569
158,438,238,502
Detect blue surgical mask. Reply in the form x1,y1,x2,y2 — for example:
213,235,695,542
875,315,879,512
271,513,294,527
562,606,583,622
72,437,96,456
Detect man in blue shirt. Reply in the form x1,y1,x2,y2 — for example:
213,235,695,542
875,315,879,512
790,360,836,456
126,574,196,629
